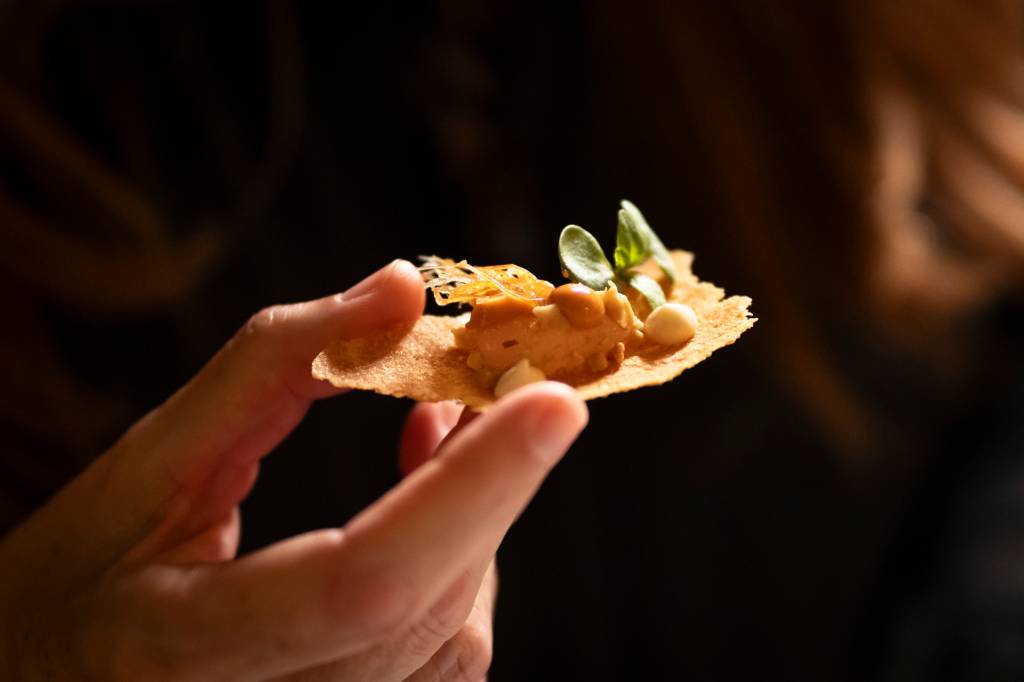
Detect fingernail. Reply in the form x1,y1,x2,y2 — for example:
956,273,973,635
344,259,414,301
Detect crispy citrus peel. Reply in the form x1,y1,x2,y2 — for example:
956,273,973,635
419,258,554,306
313,204,754,407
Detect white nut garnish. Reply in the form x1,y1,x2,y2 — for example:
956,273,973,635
602,286,634,328
644,303,697,345
532,303,569,327
494,358,546,398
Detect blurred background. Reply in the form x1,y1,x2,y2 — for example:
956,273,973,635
2,1,1024,680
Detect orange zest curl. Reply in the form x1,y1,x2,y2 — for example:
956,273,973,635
418,256,554,306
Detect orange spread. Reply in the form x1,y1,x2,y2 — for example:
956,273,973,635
421,256,646,384
465,295,537,329
452,282,641,380
549,283,606,328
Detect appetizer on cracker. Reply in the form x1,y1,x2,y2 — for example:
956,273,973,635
313,201,754,407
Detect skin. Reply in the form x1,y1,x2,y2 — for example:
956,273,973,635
0,260,588,681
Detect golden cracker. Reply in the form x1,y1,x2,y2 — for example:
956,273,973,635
312,251,755,407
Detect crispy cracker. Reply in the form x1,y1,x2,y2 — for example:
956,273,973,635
313,251,754,407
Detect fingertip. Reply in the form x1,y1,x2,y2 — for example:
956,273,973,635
432,400,465,434
490,382,588,466
342,259,424,314
539,381,589,422
398,401,463,475
390,258,422,284
322,260,425,342
499,381,588,428
382,259,426,318
528,382,589,445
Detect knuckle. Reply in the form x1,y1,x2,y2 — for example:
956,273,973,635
445,624,493,682
113,576,196,681
77,585,186,681
328,569,421,642
406,604,463,658
243,305,286,341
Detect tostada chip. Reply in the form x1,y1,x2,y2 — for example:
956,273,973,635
313,201,755,408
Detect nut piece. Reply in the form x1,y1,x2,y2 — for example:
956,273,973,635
601,282,636,329
532,303,570,328
610,341,626,365
549,283,605,329
466,295,536,329
494,358,547,398
644,303,697,345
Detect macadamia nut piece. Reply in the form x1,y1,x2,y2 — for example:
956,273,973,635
644,303,697,345
494,358,547,397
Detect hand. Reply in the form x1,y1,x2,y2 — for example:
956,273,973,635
0,260,588,681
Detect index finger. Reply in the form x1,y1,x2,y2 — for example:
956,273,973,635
116,259,425,481
86,260,425,557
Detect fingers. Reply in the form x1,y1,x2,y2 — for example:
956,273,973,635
335,381,583,622
152,258,425,470
398,402,463,476
405,562,497,682
268,557,496,682
186,382,586,680
55,261,421,564
162,507,243,565
94,261,423,541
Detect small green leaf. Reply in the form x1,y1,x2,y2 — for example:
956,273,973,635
558,225,615,291
625,272,666,310
620,199,676,283
614,208,647,271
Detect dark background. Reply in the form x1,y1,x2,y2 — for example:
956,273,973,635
3,2,1024,680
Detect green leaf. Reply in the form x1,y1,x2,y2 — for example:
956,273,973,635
626,272,666,310
620,199,676,283
614,208,647,271
558,225,615,291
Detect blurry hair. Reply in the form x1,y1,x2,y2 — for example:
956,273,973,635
3,0,1024,467
0,2,300,523
0,2,309,416
593,0,1024,451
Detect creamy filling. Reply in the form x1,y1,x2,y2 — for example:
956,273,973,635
454,283,642,382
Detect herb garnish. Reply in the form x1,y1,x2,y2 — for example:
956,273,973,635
557,225,614,292
558,200,677,309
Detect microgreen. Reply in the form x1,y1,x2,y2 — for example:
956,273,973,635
558,225,616,292
620,200,675,284
557,200,677,309
625,271,666,309
614,208,648,273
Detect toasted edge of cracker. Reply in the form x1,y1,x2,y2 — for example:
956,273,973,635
312,251,755,407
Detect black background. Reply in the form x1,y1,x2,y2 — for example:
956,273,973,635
3,2,1024,680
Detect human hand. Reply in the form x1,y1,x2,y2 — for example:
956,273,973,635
0,260,588,681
